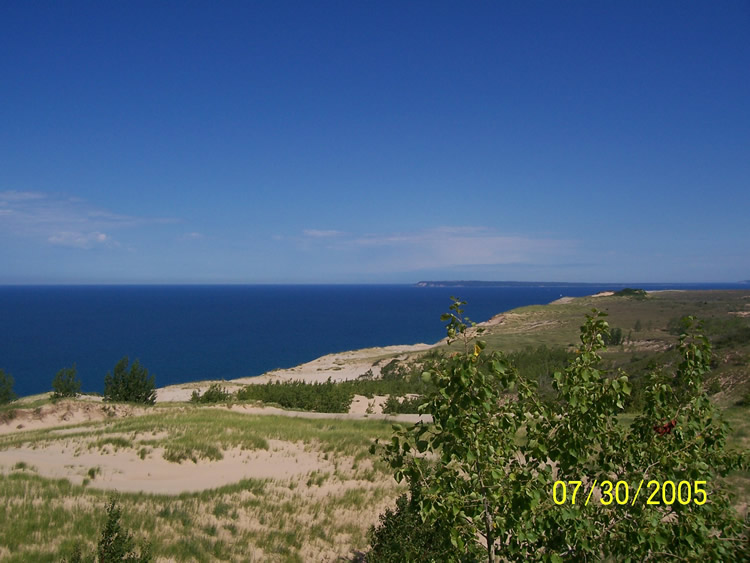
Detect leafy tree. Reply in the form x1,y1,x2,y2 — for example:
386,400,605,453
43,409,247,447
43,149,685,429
52,364,81,399
0,369,16,404
376,300,747,562
103,357,156,405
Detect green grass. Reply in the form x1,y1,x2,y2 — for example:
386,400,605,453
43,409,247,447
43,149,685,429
1,407,398,465
0,408,403,561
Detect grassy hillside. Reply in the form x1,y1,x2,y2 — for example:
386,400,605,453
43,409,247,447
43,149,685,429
435,289,750,405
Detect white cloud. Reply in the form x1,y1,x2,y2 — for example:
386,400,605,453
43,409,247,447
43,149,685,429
298,226,574,273
48,231,116,249
180,232,204,240
0,190,45,202
0,190,176,250
303,229,345,238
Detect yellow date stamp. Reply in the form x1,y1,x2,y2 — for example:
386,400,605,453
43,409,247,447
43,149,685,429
552,480,708,506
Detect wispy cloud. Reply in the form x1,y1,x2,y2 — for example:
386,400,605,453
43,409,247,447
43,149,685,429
297,226,575,273
48,231,117,249
0,190,45,202
0,190,175,250
303,229,345,238
179,231,205,240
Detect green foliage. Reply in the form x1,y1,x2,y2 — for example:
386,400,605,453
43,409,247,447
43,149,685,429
63,497,152,563
382,395,424,414
103,357,156,405
376,300,748,562
700,316,750,349
97,497,152,562
190,383,230,404
236,378,354,413
366,484,462,562
52,364,81,399
603,326,623,346
0,369,16,404
234,360,436,413
380,359,408,381
506,345,573,402
614,287,648,299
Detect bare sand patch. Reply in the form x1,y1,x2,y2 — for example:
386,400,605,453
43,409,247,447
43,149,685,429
627,340,671,352
0,400,146,435
0,439,337,494
349,395,389,415
218,403,429,424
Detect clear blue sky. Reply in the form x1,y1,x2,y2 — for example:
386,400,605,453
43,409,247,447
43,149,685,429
1,1,748,284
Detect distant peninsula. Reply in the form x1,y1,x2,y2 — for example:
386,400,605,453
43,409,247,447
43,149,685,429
415,280,621,288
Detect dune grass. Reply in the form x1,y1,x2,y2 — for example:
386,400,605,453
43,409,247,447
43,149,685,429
0,409,402,561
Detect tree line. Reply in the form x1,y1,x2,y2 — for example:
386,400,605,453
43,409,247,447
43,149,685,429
0,357,156,406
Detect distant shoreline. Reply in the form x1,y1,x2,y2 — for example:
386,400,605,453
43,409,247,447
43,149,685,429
415,280,745,288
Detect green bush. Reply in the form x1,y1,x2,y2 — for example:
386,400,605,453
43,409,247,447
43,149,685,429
236,378,353,413
103,357,156,405
382,395,424,414
603,326,623,346
506,345,573,402
0,369,16,404
64,497,151,562
190,383,230,403
52,364,81,399
613,287,648,298
367,484,461,562
97,497,151,562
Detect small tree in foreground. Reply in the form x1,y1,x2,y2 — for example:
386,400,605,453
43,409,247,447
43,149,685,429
103,357,156,405
0,369,16,404
97,497,151,562
374,299,747,562
65,496,151,562
52,364,81,399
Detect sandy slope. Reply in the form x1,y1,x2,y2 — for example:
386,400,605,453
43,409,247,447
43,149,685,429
155,342,435,402
0,343,433,495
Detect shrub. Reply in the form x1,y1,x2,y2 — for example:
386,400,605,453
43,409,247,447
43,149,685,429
236,378,353,413
63,497,151,562
382,394,424,414
614,287,648,299
103,357,156,405
0,369,16,404
190,383,230,403
52,364,81,399
97,497,151,562
367,484,460,562
603,326,623,345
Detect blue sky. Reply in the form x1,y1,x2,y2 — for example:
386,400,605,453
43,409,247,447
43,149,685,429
1,1,748,284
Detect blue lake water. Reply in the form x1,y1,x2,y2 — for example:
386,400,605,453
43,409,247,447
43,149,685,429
0,283,745,397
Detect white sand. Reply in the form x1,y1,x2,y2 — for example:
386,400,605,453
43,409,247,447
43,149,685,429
155,342,435,402
0,440,330,494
